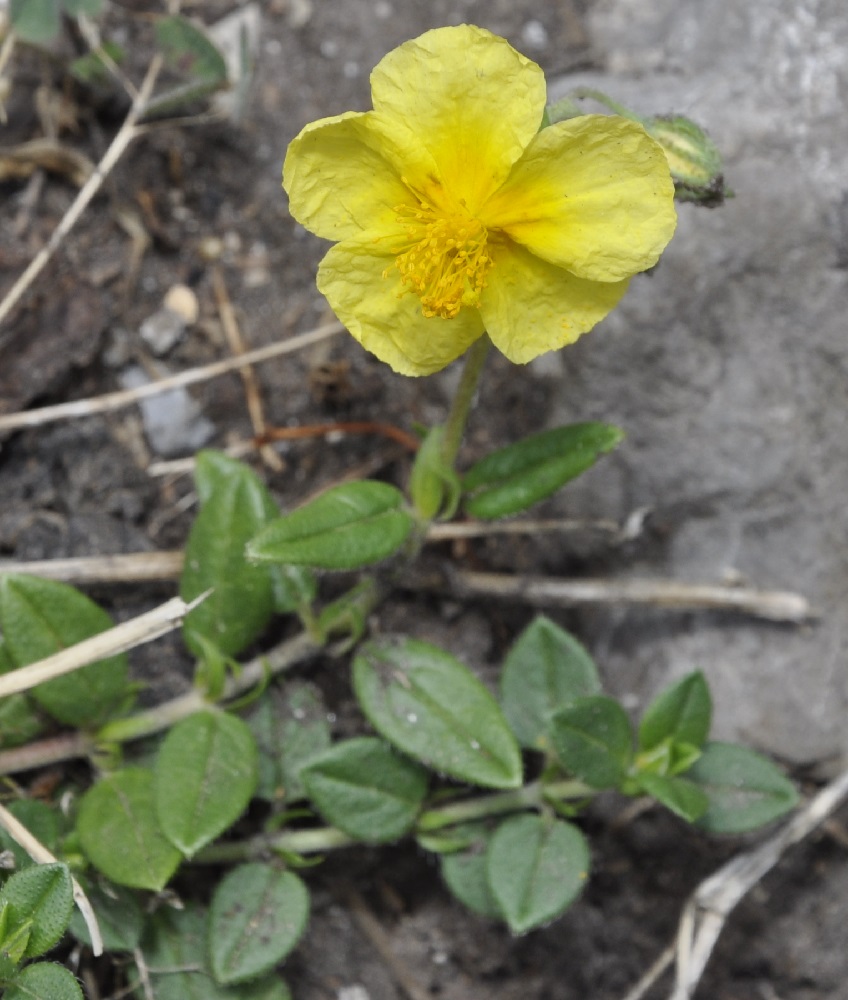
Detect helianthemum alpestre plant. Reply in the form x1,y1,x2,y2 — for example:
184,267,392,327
283,24,677,375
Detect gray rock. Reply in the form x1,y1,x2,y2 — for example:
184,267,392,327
119,366,215,458
544,0,848,765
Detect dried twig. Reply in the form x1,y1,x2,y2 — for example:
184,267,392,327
438,569,813,623
0,593,205,700
666,767,848,999
0,800,103,955
0,56,163,331
0,321,343,433
338,882,433,1000
212,266,282,471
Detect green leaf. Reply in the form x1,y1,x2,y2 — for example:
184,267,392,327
500,616,601,749
687,742,799,833
0,574,130,727
181,452,281,658
247,481,414,570
248,683,331,804
301,737,428,843
353,637,522,790
4,962,83,1000
10,0,61,44
0,694,47,749
639,671,712,753
0,863,73,958
486,815,589,934
68,881,143,952
155,710,258,857
209,863,309,985
439,824,502,919
77,769,182,891
548,696,633,789
463,423,623,520
155,15,228,84
637,773,709,823
138,905,291,1000
0,801,59,872
408,426,461,520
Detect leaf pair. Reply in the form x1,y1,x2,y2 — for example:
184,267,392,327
77,710,257,890
440,815,589,934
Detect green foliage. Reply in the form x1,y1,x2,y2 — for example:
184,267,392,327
0,864,73,958
500,615,601,749
248,481,414,570
439,825,501,919
0,574,131,727
180,451,284,658
487,815,590,934
353,637,523,789
462,423,623,519
548,696,634,789
209,864,309,985
137,905,291,1000
408,426,461,520
156,15,228,85
687,742,800,833
247,683,331,804
77,769,182,891
301,737,428,842
3,962,83,1000
0,802,59,873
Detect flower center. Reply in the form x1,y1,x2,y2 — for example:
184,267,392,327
389,201,492,319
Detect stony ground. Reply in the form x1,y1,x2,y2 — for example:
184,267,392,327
1,0,847,997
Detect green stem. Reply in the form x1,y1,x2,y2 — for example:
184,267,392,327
193,778,593,864
440,334,491,469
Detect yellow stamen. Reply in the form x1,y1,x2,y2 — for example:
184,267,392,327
387,201,492,319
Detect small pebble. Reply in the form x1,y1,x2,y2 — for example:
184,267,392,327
140,307,185,356
164,283,199,325
521,19,549,49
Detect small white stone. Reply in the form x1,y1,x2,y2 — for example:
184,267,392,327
521,19,549,50
320,38,340,59
164,283,199,325
338,987,370,1000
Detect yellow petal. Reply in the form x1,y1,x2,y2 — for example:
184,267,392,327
317,236,485,376
480,240,630,364
369,25,546,212
483,115,677,282
283,112,422,241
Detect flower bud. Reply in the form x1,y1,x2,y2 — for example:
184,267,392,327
644,115,728,206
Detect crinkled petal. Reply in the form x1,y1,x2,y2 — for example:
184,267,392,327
369,25,546,212
284,112,428,241
480,240,630,364
317,236,485,376
482,115,677,282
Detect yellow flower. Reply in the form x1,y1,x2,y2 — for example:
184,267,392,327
283,25,677,376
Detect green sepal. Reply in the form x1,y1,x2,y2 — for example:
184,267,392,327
409,426,462,521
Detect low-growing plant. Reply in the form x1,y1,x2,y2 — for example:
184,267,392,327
0,20,795,1000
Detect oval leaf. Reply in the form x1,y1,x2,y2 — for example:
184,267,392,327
463,423,623,520
248,683,331,804
141,905,292,1000
637,773,709,823
687,742,799,833
10,0,61,44
155,710,258,857
487,815,589,934
209,863,309,985
181,452,281,658
353,637,522,790
0,574,130,727
247,481,413,570
638,671,712,752
0,864,73,958
439,824,502,920
301,737,428,842
548,695,633,789
77,769,181,891
4,963,83,1000
500,616,601,749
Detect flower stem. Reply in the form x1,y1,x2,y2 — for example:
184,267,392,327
440,334,491,469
